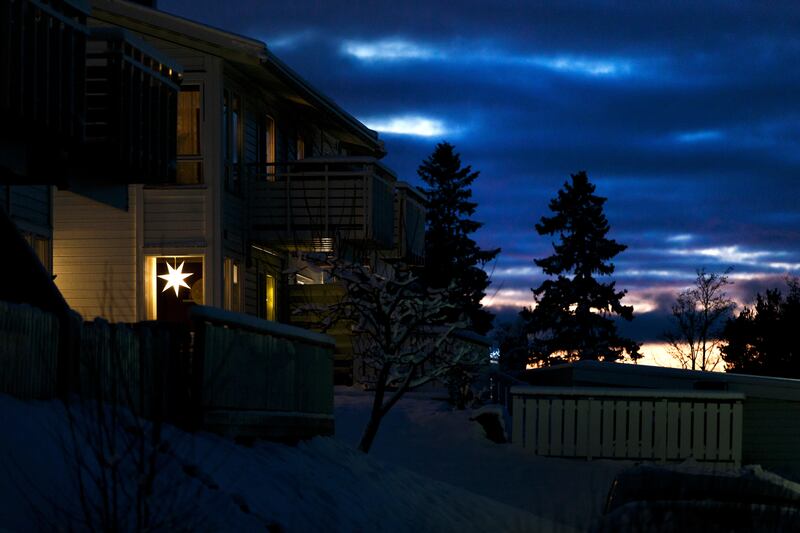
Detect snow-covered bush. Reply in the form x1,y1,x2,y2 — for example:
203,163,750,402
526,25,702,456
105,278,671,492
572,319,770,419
317,260,486,452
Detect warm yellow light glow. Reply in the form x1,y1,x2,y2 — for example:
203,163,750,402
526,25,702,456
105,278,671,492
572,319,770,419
158,260,193,297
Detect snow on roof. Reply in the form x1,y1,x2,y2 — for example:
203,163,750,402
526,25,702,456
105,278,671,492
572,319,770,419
528,360,800,402
191,305,335,348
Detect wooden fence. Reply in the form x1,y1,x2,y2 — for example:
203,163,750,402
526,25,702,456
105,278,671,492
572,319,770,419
192,306,335,440
0,301,59,400
78,319,193,424
0,299,335,441
511,386,744,466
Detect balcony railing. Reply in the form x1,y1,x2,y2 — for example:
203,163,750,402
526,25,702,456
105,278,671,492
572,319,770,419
0,0,90,175
248,157,396,251
82,28,182,183
0,4,183,185
390,182,426,266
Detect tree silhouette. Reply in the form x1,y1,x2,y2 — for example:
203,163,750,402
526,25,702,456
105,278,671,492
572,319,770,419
523,171,639,364
418,142,500,335
721,278,800,377
664,268,735,371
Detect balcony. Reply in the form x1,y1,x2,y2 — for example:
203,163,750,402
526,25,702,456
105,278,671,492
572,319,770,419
390,182,426,266
81,28,182,183
248,157,396,251
0,0,90,180
0,5,183,185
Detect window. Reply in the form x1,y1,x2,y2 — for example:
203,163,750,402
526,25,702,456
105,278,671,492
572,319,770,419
224,91,243,192
259,115,276,181
296,135,305,160
176,85,203,184
23,233,51,272
265,274,276,321
146,256,204,322
224,257,242,312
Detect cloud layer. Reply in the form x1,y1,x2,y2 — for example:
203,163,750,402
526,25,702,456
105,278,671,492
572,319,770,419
162,0,800,341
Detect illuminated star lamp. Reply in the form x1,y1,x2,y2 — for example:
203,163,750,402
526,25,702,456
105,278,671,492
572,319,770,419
158,260,193,297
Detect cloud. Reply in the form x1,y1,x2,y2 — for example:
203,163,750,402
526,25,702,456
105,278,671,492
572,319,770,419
341,37,639,79
527,55,633,77
482,288,534,310
361,115,452,137
674,130,725,143
341,39,439,61
667,245,800,270
666,234,694,243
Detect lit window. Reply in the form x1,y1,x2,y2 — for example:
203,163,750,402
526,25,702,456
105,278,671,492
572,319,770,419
266,274,276,321
23,233,51,272
146,256,204,322
224,257,241,312
261,115,276,181
176,85,203,184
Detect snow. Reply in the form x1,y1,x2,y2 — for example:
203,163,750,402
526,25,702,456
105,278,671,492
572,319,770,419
7,387,794,531
191,305,336,347
0,393,555,532
334,387,629,531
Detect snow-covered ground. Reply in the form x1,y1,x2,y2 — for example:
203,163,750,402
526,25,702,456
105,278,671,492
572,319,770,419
335,387,629,531
0,393,566,532
10,387,793,532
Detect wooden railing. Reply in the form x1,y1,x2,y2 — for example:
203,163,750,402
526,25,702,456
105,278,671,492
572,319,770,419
83,28,182,182
0,299,336,440
248,157,396,250
511,386,744,465
0,0,89,142
192,306,335,440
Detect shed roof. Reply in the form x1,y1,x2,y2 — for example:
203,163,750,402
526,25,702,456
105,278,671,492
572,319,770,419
525,360,800,402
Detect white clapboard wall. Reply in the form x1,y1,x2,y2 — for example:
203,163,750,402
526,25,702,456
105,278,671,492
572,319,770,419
511,386,744,466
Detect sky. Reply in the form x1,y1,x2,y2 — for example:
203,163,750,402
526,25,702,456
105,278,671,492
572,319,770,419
162,0,800,361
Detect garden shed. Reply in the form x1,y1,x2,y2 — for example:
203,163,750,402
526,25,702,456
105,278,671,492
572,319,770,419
513,361,800,477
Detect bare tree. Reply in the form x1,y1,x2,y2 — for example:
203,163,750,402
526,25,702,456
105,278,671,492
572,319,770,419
317,260,485,453
665,268,735,371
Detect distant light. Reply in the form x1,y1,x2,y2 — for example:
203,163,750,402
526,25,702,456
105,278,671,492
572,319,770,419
363,115,449,137
342,39,436,61
675,130,724,143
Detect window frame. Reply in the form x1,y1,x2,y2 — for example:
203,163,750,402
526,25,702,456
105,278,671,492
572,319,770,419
224,90,245,193
175,84,204,185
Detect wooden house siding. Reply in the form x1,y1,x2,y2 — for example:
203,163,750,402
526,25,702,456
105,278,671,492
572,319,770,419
53,187,137,322
142,188,207,247
7,186,51,235
742,398,800,474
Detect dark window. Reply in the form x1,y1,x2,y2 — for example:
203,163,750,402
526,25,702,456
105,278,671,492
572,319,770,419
224,91,243,192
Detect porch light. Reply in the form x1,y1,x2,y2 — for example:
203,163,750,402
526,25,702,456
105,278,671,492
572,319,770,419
158,260,193,296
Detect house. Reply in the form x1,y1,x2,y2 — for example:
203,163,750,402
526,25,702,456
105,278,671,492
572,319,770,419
512,360,800,477
43,0,425,384
1,0,182,320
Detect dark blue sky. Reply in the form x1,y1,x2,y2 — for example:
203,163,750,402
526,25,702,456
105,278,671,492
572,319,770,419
162,0,800,347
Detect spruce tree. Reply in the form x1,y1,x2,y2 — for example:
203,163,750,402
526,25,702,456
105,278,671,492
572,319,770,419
418,142,500,335
523,171,640,364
